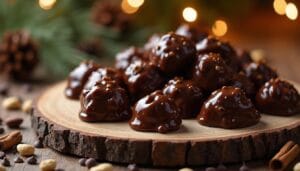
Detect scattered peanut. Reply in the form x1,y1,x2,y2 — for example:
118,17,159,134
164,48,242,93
22,100,33,113
179,168,194,171
294,162,300,171
39,159,56,171
17,144,35,156
2,96,21,110
0,165,5,171
90,163,113,171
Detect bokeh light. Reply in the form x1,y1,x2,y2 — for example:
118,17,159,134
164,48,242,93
39,0,56,10
212,20,228,37
121,0,139,14
182,7,198,22
285,3,298,20
127,0,144,8
273,0,287,15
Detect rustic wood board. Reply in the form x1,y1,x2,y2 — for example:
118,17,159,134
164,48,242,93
32,81,300,167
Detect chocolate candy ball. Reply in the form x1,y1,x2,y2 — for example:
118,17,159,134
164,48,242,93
84,67,123,90
230,72,256,98
236,50,253,67
130,90,182,133
122,60,165,101
244,62,278,88
175,24,208,43
163,77,205,119
79,78,131,122
198,86,261,129
65,61,100,99
115,47,145,71
192,53,233,92
196,36,240,71
255,78,300,116
150,32,196,75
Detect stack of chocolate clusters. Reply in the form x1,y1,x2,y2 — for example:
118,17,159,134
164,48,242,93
65,24,300,133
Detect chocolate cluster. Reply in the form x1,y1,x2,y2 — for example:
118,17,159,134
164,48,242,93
65,24,300,133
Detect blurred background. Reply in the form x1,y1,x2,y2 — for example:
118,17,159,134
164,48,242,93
0,0,299,82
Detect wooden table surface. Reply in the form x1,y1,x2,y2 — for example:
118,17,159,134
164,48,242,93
0,34,299,171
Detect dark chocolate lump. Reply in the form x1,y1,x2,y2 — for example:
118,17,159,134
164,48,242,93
129,90,182,133
150,32,196,75
256,78,300,116
198,86,261,129
80,78,131,122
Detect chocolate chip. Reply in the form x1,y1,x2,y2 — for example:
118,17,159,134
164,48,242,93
78,158,86,166
34,139,43,148
205,167,217,171
85,158,97,168
0,83,9,96
5,117,23,128
0,151,5,159
2,157,10,166
240,163,250,171
14,156,24,163
27,156,37,165
0,127,5,134
128,164,139,171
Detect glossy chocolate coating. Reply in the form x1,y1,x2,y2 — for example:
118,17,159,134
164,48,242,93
150,32,196,75
192,53,233,91
244,62,278,88
79,78,131,122
175,24,208,43
130,90,182,133
65,61,100,99
144,34,161,51
115,47,145,71
230,72,256,98
255,78,300,115
122,60,165,101
163,77,205,119
198,86,261,129
84,67,123,90
196,36,240,71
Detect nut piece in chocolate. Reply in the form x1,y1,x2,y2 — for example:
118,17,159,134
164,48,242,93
163,77,205,119
79,78,131,122
65,61,100,99
130,90,182,133
198,86,261,129
192,53,233,92
255,78,300,115
150,32,196,75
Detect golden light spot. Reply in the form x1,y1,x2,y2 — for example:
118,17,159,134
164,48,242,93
212,20,228,37
182,7,198,22
121,0,139,14
273,0,287,15
39,0,56,10
286,2,298,20
127,0,144,8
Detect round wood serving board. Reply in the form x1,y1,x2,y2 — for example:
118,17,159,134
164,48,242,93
31,81,300,167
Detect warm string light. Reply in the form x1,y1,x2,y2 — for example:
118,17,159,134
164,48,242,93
182,7,198,22
286,2,298,20
273,0,287,15
212,20,228,37
39,0,56,10
121,0,144,14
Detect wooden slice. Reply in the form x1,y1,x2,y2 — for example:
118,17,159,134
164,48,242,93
32,81,300,167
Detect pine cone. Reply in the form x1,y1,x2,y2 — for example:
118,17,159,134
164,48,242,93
91,0,131,32
0,30,39,80
77,39,102,57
